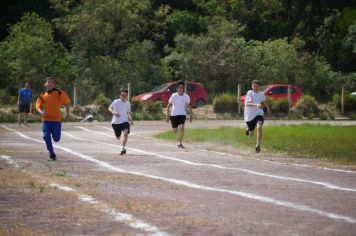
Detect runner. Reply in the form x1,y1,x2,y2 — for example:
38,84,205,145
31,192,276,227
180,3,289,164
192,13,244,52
244,80,271,153
108,89,133,155
35,77,71,161
166,80,193,149
17,81,32,126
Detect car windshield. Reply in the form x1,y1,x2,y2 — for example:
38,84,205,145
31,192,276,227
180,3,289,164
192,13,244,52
150,83,169,92
259,86,269,92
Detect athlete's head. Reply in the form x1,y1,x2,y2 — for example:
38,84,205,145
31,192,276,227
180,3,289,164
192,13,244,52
120,88,129,101
44,76,55,91
251,80,261,92
177,80,185,94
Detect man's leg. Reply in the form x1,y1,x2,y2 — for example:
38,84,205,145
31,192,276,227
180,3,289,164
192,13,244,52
255,121,263,153
122,129,128,147
42,122,55,159
24,113,28,125
52,122,62,142
178,124,184,145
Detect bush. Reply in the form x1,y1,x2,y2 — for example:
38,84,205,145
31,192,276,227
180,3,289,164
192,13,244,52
333,94,356,113
0,89,11,104
131,100,143,113
291,95,319,117
271,98,290,114
213,93,237,113
318,104,336,120
146,101,164,114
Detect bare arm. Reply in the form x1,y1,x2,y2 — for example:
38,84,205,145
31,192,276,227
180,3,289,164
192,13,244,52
108,107,120,117
166,103,172,122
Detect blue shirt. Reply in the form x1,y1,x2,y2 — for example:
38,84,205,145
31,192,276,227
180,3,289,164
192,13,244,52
19,88,32,105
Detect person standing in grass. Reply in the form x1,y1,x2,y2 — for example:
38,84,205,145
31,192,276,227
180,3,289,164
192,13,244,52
244,80,271,153
166,80,193,149
36,77,71,161
108,89,133,155
17,81,33,126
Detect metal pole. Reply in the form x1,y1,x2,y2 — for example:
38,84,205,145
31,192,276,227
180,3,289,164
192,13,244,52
237,83,241,117
288,85,291,112
127,83,131,102
73,83,77,108
341,85,344,115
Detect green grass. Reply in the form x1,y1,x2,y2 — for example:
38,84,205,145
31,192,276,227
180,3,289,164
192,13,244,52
155,124,356,165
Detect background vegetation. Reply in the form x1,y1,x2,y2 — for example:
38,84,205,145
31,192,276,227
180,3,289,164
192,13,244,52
0,0,355,107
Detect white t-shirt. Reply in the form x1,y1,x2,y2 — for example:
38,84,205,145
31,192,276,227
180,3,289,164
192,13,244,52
109,99,131,124
244,90,265,122
169,92,190,116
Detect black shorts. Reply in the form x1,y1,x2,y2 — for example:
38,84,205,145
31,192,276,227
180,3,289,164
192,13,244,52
246,115,264,131
19,104,30,113
112,122,130,138
170,115,186,129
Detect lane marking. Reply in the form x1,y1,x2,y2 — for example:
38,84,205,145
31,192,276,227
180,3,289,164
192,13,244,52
0,154,169,236
68,128,356,193
94,125,356,174
3,125,356,224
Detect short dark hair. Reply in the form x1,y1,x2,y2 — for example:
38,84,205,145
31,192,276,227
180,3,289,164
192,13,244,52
45,76,55,83
120,88,128,94
252,80,261,85
177,80,185,87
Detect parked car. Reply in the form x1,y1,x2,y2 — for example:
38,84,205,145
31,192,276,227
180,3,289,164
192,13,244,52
240,84,303,105
133,82,208,108
351,92,356,96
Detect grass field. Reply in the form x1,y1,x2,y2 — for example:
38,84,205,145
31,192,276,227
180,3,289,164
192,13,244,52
155,124,356,165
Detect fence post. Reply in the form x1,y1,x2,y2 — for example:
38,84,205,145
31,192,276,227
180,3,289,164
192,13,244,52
127,83,131,102
288,85,291,113
341,85,344,115
237,83,241,117
73,82,77,108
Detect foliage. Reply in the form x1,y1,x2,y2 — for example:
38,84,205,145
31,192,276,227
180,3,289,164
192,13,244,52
291,95,319,118
213,93,237,114
333,94,356,113
270,98,290,114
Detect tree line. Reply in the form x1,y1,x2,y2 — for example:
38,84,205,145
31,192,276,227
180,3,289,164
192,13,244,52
0,0,355,105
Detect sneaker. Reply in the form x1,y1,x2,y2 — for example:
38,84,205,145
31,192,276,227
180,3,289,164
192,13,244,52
245,128,249,136
120,148,126,155
255,145,261,153
178,144,185,149
49,154,56,161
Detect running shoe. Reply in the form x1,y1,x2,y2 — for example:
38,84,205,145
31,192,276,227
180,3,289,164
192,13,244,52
49,153,56,161
245,128,249,136
255,145,260,153
178,144,185,149
120,148,127,155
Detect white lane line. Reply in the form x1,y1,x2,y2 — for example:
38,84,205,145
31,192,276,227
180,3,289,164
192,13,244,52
4,126,356,224
94,125,356,174
69,128,356,193
0,155,168,236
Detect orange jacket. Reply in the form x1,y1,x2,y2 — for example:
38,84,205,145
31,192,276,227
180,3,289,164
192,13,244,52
36,89,70,122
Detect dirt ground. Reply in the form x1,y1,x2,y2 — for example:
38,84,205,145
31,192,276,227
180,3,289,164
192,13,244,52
1,121,356,235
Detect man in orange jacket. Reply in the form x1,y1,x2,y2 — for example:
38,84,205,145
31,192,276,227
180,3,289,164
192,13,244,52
36,76,70,161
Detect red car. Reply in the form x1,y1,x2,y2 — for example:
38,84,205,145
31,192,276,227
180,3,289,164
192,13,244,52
240,84,303,105
133,82,208,108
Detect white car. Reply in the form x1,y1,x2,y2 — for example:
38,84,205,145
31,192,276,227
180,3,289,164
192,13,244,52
351,92,356,96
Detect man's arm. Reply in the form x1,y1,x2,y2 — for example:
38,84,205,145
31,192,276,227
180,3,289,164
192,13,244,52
166,103,172,122
188,103,193,122
261,101,271,117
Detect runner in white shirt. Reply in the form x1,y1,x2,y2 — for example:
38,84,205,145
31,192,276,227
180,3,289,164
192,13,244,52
244,80,271,153
166,81,193,149
108,89,133,155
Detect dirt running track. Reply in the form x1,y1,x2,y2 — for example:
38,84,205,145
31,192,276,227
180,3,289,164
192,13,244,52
1,121,356,235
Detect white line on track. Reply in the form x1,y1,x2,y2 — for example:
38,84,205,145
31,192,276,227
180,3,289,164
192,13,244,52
0,154,169,236
71,127,356,193
3,125,356,224
93,125,356,174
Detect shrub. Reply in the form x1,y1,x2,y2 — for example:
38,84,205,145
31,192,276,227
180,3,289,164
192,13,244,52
291,95,319,117
318,104,336,120
271,98,290,114
333,94,356,113
213,93,237,113
131,100,143,113
146,101,164,114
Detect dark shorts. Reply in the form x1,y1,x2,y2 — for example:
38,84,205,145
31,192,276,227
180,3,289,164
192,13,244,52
170,115,186,129
19,104,30,113
246,115,264,131
112,122,130,138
